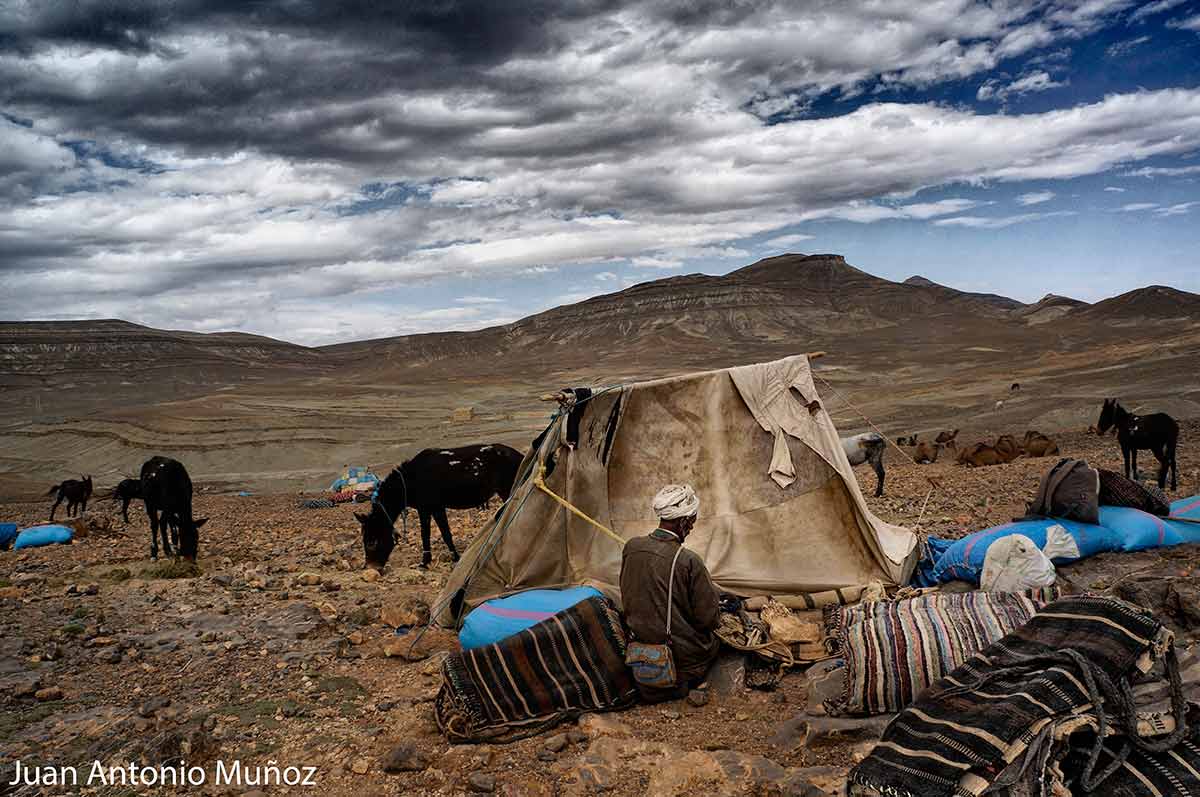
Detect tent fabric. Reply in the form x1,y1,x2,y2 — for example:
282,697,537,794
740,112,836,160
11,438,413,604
434,354,918,628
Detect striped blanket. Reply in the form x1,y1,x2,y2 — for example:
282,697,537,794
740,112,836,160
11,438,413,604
436,595,637,743
825,587,1058,716
848,596,1174,797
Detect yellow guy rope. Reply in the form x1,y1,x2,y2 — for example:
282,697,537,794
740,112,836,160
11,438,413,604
532,463,626,546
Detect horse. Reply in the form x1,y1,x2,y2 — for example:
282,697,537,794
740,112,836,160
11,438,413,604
1097,399,1179,490
110,478,144,524
840,432,886,496
140,457,207,560
357,443,524,569
48,476,92,521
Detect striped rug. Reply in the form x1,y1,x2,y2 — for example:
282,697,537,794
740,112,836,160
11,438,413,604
847,595,1170,797
436,595,637,743
825,587,1059,716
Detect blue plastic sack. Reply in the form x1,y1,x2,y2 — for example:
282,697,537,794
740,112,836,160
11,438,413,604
917,495,1200,586
13,524,73,550
0,523,18,548
460,586,603,650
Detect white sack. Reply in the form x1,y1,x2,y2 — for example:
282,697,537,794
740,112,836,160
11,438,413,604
981,534,1057,593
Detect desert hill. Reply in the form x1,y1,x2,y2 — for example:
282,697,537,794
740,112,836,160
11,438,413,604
1,253,1198,495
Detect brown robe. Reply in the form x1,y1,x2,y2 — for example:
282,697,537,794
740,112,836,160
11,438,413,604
619,529,721,688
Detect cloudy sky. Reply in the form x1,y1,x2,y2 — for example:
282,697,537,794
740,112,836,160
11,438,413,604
2,1,1199,345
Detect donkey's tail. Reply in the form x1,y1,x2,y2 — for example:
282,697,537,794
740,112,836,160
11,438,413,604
46,483,62,496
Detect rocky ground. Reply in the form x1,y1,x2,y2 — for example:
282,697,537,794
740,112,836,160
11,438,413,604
1,421,1198,796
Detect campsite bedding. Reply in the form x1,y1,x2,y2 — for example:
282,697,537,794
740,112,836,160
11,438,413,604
436,595,637,743
824,587,1059,715
458,586,603,650
847,595,1176,797
916,494,1200,586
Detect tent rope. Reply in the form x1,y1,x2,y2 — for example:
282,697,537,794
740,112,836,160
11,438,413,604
811,371,982,527
533,464,625,546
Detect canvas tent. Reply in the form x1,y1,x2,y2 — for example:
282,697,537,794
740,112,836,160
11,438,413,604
434,354,917,628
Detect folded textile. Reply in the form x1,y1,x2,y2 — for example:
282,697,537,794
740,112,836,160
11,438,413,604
436,595,637,743
847,595,1176,797
824,587,1059,716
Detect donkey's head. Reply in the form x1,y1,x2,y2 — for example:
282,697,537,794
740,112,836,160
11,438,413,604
1097,398,1120,435
356,506,396,570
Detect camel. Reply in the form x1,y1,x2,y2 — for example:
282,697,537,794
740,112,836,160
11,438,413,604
994,434,1022,463
912,440,941,464
933,429,959,451
956,442,1003,468
1022,430,1060,458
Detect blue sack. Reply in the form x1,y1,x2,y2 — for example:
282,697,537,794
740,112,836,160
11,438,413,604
460,586,604,650
13,524,74,550
916,495,1200,587
0,523,18,549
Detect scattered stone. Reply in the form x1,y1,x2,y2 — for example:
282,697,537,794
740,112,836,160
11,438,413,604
381,742,430,773
467,772,496,793
362,568,381,583
578,713,632,738
660,709,681,720
566,729,589,745
44,642,63,661
347,630,366,645
35,686,64,701
318,602,338,620
351,758,370,775
381,597,430,629
83,583,100,595
543,733,568,753
139,696,172,718
735,712,750,721
99,648,122,665
296,572,322,586
686,688,709,707
0,586,22,600
12,679,41,699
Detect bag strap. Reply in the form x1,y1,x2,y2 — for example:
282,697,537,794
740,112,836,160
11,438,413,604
665,545,684,643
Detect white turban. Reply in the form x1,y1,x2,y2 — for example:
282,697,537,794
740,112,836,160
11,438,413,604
653,484,700,520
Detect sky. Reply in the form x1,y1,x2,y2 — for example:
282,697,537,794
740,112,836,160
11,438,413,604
1,1,1199,346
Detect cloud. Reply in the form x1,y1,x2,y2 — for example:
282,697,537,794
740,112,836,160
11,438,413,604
763,233,815,249
456,295,504,304
1105,35,1151,57
1015,190,1055,205
1155,201,1199,216
977,70,1067,102
1168,13,1200,31
630,255,684,269
594,271,618,281
2,2,1199,343
1120,202,1160,211
1104,186,1126,191
1130,0,1189,22
934,210,1076,228
1125,164,1200,178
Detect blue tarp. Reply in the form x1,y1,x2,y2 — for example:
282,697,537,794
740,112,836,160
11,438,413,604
0,523,18,549
13,524,73,550
329,466,380,493
916,495,1200,587
459,586,604,650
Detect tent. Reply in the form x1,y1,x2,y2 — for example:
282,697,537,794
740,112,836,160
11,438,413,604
434,354,917,627
329,466,380,494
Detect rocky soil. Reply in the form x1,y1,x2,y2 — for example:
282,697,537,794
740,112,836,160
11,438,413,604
1,421,1198,796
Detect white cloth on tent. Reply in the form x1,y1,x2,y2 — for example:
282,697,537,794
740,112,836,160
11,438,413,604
653,484,700,519
728,356,822,488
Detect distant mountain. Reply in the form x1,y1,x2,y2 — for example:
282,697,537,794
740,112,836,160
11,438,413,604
902,275,1025,310
1013,293,1089,325
0,319,320,377
1075,286,1200,323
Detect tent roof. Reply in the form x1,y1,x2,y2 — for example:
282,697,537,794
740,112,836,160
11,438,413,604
434,354,917,627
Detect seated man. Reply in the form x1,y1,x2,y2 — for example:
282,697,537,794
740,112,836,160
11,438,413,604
619,484,721,702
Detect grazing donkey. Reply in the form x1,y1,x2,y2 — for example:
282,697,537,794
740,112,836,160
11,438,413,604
841,432,886,497
357,443,524,569
110,478,144,524
140,457,207,560
1097,399,1179,490
48,476,92,521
